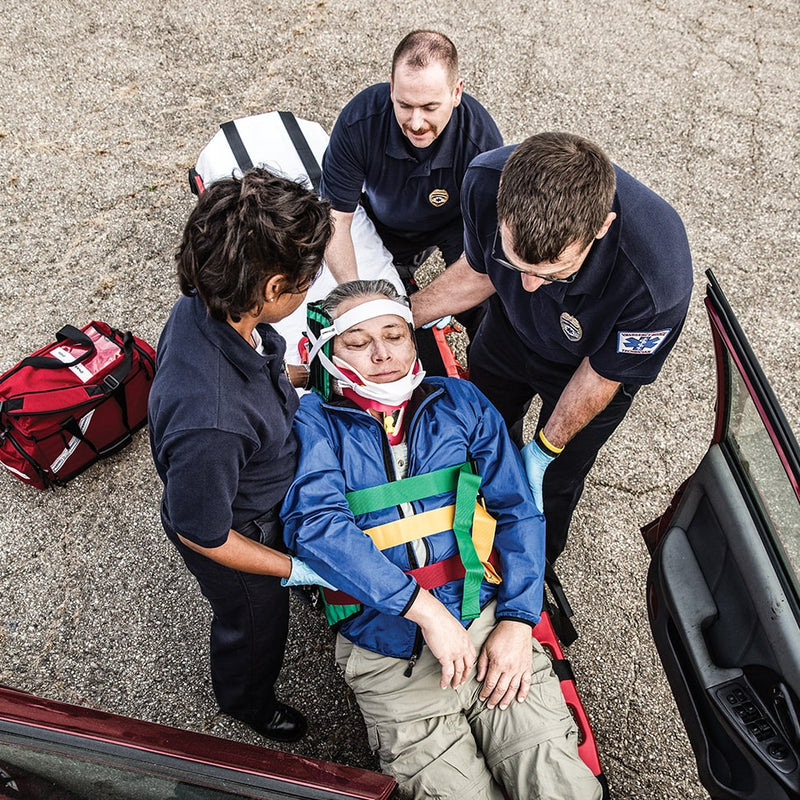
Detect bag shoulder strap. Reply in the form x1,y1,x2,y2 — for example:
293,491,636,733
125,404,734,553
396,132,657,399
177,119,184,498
278,111,322,192
220,114,322,193
220,120,254,173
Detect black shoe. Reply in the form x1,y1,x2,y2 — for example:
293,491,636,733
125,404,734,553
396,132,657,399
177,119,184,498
249,702,307,743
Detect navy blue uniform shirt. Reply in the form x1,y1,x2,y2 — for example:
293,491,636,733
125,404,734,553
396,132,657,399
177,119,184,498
320,83,502,236
148,294,299,547
463,145,693,385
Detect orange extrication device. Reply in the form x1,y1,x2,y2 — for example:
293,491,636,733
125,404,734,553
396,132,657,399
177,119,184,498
533,607,608,796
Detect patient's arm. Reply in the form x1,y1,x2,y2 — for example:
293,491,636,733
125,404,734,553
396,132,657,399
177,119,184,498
404,588,476,689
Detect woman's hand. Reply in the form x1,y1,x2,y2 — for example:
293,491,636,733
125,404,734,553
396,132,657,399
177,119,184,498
404,589,476,689
476,620,533,710
282,556,337,589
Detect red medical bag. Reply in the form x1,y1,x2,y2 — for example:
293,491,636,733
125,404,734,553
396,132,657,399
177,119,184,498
0,322,156,489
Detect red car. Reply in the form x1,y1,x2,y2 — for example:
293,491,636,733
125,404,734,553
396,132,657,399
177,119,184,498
0,682,394,799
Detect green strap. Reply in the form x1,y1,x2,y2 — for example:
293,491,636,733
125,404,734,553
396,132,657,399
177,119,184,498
345,462,472,516
339,460,485,622
321,595,361,627
451,465,484,620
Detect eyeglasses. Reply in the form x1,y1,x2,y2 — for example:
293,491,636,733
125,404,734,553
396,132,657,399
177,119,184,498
491,227,577,284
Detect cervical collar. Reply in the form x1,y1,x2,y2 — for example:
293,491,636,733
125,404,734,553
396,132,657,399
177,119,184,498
335,360,420,445
331,354,424,406
305,298,426,440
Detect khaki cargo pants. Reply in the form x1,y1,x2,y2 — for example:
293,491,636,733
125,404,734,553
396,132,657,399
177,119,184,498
335,602,602,800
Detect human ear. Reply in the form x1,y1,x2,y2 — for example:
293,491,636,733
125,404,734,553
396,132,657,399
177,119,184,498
262,274,286,303
452,78,464,106
595,212,617,240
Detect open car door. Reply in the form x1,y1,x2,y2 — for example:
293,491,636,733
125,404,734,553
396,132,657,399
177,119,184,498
643,270,800,800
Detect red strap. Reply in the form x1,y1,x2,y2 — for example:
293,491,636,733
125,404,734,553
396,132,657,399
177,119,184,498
322,587,360,605
323,551,498,606
431,326,468,379
409,553,465,588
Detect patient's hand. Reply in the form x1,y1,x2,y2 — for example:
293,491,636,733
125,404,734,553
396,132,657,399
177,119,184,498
477,620,533,710
404,589,476,689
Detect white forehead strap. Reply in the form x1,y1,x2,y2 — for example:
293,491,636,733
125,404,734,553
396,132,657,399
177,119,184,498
306,298,414,366
332,299,413,334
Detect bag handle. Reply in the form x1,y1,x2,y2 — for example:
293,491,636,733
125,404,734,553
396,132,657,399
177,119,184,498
20,325,96,370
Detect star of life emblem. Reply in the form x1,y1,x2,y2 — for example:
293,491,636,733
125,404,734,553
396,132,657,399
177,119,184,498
617,329,672,354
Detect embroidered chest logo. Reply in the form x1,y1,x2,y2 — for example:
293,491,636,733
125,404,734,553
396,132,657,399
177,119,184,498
560,312,583,342
617,329,672,354
428,189,449,207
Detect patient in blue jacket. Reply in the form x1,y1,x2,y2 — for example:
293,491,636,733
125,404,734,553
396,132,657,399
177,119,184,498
281,279,600,800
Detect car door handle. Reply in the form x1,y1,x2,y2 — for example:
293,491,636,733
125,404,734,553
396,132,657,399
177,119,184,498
772,682,800,746
660,527,742,689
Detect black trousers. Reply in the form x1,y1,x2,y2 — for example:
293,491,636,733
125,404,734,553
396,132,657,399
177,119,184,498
163,504,289,726
469,297,640,563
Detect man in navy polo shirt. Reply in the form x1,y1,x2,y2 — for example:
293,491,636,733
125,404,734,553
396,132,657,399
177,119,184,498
411,132,693,562
320,29,502,341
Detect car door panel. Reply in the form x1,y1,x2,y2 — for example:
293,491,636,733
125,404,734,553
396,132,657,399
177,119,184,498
649,445,800,799
645,271,800,799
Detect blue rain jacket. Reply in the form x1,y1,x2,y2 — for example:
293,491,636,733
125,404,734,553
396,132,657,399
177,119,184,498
281,377,545,659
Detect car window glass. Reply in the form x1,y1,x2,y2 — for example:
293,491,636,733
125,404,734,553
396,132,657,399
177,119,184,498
0,738,277,800
727,351,800,576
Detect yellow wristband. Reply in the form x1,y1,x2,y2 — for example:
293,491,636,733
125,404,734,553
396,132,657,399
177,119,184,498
537,429,564,456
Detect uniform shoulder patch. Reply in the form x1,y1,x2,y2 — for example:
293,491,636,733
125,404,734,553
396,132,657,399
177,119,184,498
616,329,672,354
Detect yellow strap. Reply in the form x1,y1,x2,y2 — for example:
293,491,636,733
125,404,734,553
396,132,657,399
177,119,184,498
364,503,496,563
482,560,503,585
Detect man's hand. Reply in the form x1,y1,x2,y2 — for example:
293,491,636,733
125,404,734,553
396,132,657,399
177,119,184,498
405,589,476,689
422,315,452,330
520,437,555,512
410,255,495,327
477,620,533,710
521,358,621,513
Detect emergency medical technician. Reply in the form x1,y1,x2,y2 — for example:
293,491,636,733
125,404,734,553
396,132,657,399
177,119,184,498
148,169,332,743
411,132,693,563
320,29,502,340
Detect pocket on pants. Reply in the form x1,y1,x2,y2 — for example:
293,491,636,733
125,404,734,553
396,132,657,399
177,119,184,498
239,506,282,547
364,721,381,753
527,640,571,711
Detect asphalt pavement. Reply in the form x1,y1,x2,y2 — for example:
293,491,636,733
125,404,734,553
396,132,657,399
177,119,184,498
0,1,798,798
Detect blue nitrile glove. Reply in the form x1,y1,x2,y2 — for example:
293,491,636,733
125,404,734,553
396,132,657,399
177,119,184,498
422,315,452,330
281,557,337,590
521,431,562,513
